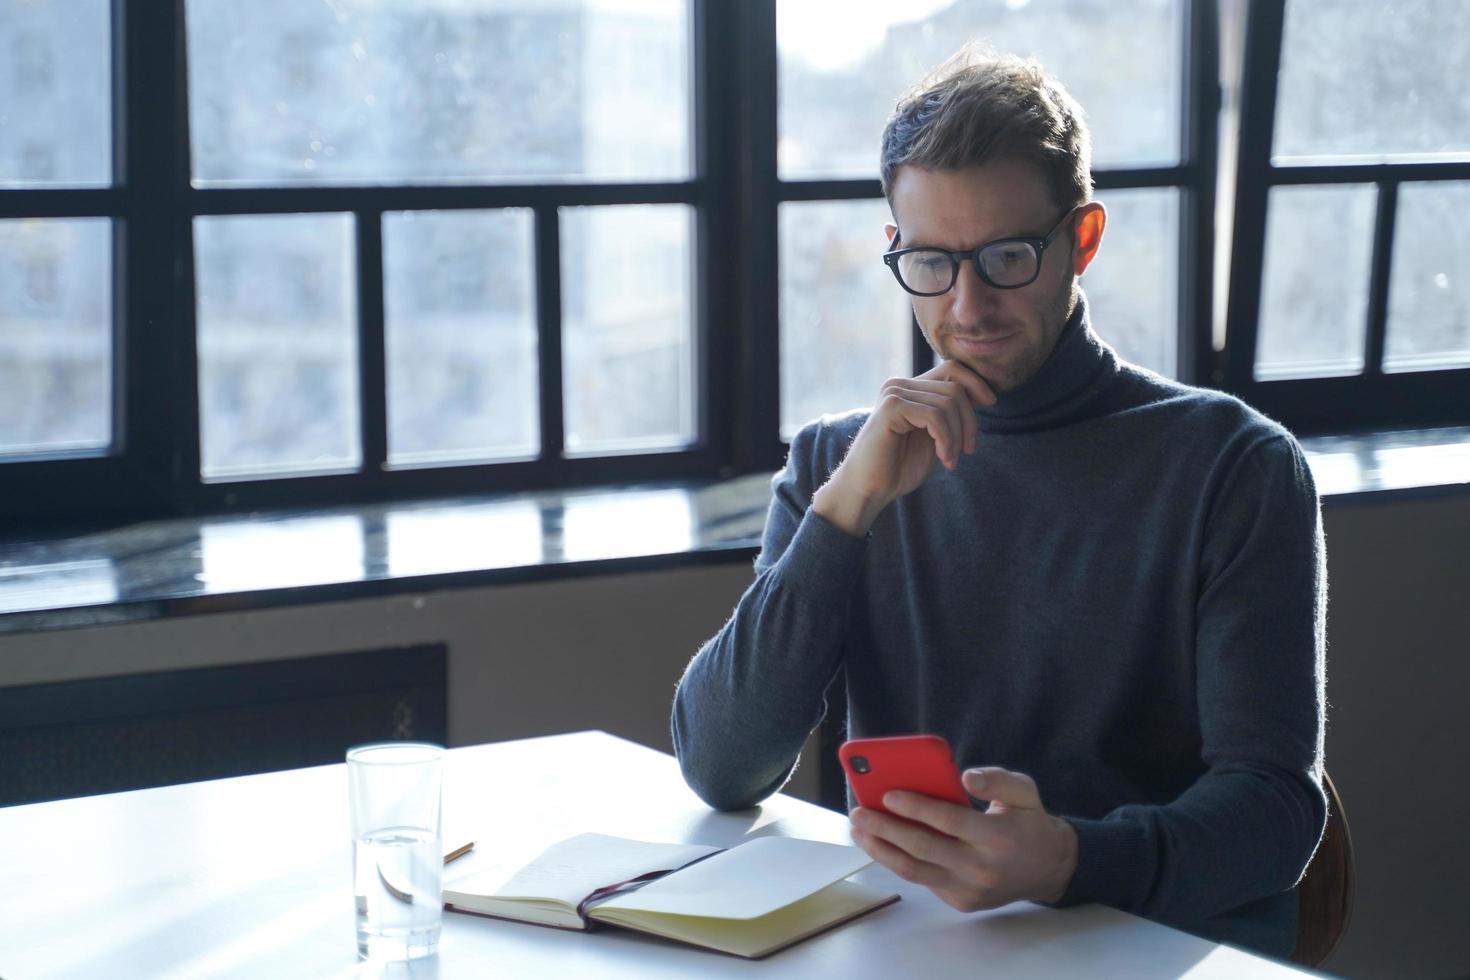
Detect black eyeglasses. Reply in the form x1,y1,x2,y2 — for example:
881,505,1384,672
882,207,1078,296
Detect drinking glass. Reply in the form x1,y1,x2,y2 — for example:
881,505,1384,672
347,742,445,961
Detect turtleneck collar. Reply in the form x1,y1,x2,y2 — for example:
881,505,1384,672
973,290,1118,435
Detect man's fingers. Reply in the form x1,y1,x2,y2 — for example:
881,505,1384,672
851,821,960,890
884,387,970,464
882,378,977,455
925,358,997,408
853,805,973,870
883,790,979,840
878,392,961,468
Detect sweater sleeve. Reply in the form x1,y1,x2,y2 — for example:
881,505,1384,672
1051,433,1328,937
671,420,870,810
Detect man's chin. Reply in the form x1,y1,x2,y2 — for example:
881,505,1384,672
946,351,1019,395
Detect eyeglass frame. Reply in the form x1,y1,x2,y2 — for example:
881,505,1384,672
881,206,1080,296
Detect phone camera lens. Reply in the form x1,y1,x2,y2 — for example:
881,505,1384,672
851,756,870,774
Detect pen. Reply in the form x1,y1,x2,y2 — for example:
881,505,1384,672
378,841,476,904
443,841,476,865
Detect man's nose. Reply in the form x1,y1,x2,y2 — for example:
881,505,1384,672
949,257,999,323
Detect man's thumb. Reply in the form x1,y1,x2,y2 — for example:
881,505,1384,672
963,767,1042,809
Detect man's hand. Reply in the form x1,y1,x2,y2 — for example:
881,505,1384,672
811,360,996,537
848,767,1078,912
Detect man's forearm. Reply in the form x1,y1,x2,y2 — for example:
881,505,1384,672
1055,762,1325,929
672,511,867,809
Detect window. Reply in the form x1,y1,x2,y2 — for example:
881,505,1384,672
2,0,1466,530
1,5,109,188
180,0,698,501
1222,0,1470,431
778,199,911,438
186,1,691,186
194,213,361,479
382,208,539,466
561,204,697,454
0,220,111,456
0,0,113,477
1383,182,1470,373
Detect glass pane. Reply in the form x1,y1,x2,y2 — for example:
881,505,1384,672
778,0,1178,180
1275,0,1470,161
0,0,110,187
561,204,695,454
1255,185,1375,380
1384,182,1470,373
0,218,111,455
195,213,360,478
779,200,911,438
384,209,537,465
1083,188,1178,378
185,0,690,186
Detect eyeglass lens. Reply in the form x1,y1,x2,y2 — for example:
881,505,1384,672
895,241,1040,294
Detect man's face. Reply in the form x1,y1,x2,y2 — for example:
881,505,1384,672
886,158,1082,394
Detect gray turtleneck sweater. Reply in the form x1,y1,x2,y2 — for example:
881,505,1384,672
671,294,1327,958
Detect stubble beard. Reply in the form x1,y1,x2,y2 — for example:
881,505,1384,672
928,277,1078,395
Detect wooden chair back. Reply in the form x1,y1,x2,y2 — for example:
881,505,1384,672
1291,769,1354,968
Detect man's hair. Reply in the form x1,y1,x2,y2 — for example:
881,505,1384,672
880,45,1093,213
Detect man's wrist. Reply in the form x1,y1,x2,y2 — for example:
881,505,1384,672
1038,816,1079,904
812,477,890,537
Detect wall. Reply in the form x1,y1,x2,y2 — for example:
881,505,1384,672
1,491,1466,978
1317,493,1470,980
0,563,759,767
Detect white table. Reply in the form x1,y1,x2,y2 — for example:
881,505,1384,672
0,732,1318,979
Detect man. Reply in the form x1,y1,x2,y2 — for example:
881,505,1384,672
671,48,1326,958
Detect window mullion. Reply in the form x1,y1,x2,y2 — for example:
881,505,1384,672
356,209,388,472
1221,0,1287,394
693,0,736,473
910,313,931,376
1180,0,1219,387
534,205,566,463
121,0,197,515
742,0,782,471
1362,181,1397,379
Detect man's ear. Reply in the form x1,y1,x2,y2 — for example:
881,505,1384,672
884,222,899,249
1070,202,1106,277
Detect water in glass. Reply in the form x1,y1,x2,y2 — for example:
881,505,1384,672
353,826,442,960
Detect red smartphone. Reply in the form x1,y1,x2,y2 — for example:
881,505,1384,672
838,734,970,814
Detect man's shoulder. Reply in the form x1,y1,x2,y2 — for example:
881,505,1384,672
785,407,870,469
1113,361,1299,451
765,408,871,497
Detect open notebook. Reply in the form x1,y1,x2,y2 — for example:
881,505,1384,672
443,832,898,959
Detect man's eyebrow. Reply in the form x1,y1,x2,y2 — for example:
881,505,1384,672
892,229,960,250
892,223,1046,252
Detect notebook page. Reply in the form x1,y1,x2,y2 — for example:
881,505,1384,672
592,879,897,959
596,836,872,919
446,833,719,908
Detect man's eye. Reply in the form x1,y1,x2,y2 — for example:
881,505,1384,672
995,247,1027,267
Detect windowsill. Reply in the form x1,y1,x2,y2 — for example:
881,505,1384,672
1297,426,1470,501
0,476,772,636
2,426,1467,636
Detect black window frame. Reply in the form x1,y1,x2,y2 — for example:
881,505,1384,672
5,0,740,529
7,0,1466,534
1221,0,1470,433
